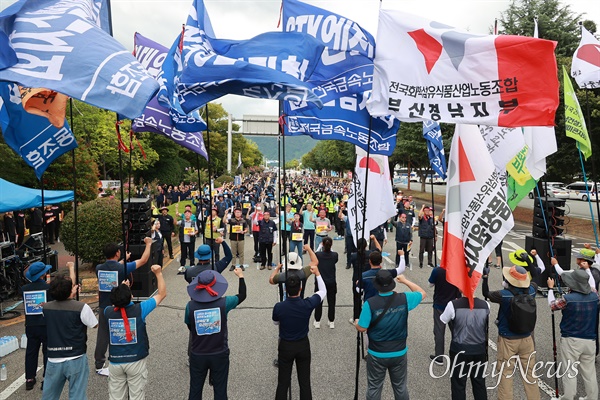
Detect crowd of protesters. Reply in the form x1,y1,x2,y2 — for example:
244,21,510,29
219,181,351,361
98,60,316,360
12,170,600,400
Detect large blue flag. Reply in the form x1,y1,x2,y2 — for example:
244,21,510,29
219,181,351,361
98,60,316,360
0,82,77,179
282,0,375,104
163,0,324,115
0,0,158,120
284,92,399,156
422,120,447,180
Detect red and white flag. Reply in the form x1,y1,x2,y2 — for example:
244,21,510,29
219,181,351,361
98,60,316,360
441,125,514,308
347,147,396,246
367,10,559,127
571,25,600,89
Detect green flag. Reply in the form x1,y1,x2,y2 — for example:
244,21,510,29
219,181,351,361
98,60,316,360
563,66,592,160
507,173,537,210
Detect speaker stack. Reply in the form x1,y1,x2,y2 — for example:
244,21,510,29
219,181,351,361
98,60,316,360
524,236,572,288
128,240,159,300
124,198,152,246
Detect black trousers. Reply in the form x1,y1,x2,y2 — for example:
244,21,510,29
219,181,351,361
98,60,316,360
25,325,47,379
161,231,173,256
449,351,487,400
314,282,337,322
276,337,312,400
94,312,109,369
259,242,273,267
419,237,434,265
395,242,410,266
189,351,230,400
181,239,195,267
352,281,362,320
206,238,220,260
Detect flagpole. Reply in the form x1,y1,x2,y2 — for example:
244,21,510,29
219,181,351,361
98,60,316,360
576,143,600,245
197,154,205,245
351,151,362,400
205,104,215,270
69,99,79,300
40,174,47,264
117,123,128,254
430,173,437,266
277,111,282,273
583,89,600,246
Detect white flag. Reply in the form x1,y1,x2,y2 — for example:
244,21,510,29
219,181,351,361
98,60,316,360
479,126,524,171
237,152,243,170
571,25,600,89
441,124,514,307
347,147,396,246
523,126,557,180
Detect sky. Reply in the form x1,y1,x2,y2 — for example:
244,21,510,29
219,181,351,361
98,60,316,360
1,0,599,122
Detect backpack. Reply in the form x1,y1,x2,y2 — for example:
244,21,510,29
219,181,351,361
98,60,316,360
507,287,537,334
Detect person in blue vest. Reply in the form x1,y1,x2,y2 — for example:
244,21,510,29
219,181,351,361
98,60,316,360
359,250,406,303
355,269,426,399
42,274,98,400
105,264,166,400
548,263,599,400
185,268,246,400
417,205,436,268
94,236,153,376
393,212,412,268
20,261,63,390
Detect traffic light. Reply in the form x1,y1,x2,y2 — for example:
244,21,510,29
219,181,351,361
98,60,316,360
532,198,565,238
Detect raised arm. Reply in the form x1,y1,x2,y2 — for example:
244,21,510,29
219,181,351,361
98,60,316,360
151,265,167,305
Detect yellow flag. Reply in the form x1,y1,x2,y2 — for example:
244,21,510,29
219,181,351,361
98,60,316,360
506,146,532,186
563,66,592,160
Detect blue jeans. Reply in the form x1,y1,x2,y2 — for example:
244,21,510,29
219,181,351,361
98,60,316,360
289,240,303,260
366,353,408,400
315,235,327,250
189,351,229,400
42,354,89,400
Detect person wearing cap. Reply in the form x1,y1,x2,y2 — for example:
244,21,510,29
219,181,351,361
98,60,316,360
360,249,406,304
302,202,317,250
184,237,233,282
272,262,326,400
95,237,154,376
482,264,540,400
314,209,332,250
349,237,381,324
547,267,599,400
105,265,166,400
228,208,248,271
439,291,490,400
418,204,436,268
157,206,175,259
42,272,98,400
355,270,426,400
178,209,199,273
249,204,264,260
258,211,278,270
185,268,246,399
313,237,338,329
20,261,69,390
270,245,317,299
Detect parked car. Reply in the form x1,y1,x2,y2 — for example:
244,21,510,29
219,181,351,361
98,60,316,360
565,182,599,201
528,182,569,199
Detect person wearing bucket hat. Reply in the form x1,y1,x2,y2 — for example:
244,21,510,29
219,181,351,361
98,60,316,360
20,261,58,390
185,268,246,399
482,265,540,400
184,237,232,283
272,263,325,400
547,268,599,400
355,270,426,400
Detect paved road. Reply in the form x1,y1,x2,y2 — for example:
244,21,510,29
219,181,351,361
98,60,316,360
0,225,598,400
399,182,600,222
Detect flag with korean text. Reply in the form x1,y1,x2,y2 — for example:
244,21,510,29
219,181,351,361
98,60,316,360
169,0,324,115
563,66,592,160
367,10,559,127
284,92,399,156
441,124,514,308
282,0,375,104
0,82,77,179
422,121,447,179
132,33,208,159
571,25,600,89
347,147,396,246
0,0,158,120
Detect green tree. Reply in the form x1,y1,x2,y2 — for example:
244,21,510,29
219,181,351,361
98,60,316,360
301,140,354,174
498,0,600,182
43,146,100,203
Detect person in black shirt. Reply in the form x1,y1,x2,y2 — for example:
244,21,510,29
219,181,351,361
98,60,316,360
157,206,175,259
43,206,56,244
428,266,461,364
313,237,338,329
3,211,17,243
29,207,43,235
15,210,26,246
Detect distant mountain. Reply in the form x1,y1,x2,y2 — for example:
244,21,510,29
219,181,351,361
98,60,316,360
248,135,317,162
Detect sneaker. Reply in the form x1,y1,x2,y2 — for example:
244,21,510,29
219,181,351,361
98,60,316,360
259,265,265,270
428,263,435,268
177,266,186,274
313,320,321,329
25,378,36,390
96,367,109,377
267,265,272,270
273,359,279,368
229,265,236,271
345,264,351,270
494,264,500,269
170,255,174,259
348,318,356,325
328,321,335,329
429,355,444,365
419,264,423,269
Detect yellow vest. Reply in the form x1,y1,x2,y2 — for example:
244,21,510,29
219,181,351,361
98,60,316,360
204,216,222,239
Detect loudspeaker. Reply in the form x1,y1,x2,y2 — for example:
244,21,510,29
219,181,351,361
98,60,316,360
47,250,58,273
129,240,159,299
124,198,151,212
19,233,44,251
525,235,572,287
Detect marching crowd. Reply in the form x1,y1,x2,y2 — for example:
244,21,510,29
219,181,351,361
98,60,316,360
15,173,600,400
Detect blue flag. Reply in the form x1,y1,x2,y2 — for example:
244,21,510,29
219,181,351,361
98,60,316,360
0,0,158,120
422,121,447,180
132,33,207,159
282,0,375,104
164,0,324,115
284,92,399,156
0,82,77,179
